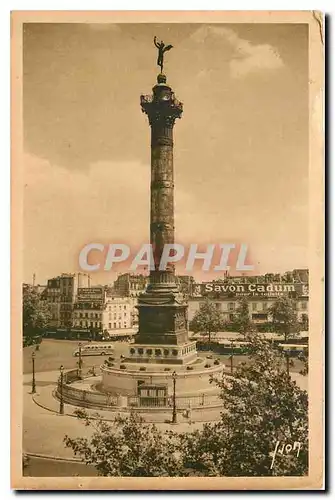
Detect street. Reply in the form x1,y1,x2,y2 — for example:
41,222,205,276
24,338,305,375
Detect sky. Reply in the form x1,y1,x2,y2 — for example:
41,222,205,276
22,22,309,285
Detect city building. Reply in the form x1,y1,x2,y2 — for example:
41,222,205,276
103,296,133,337
43,272,90,328
113,273,148,297
72,286,105,332
188,277,309,328
176,275,195,297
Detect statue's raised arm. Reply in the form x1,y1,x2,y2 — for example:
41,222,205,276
153,36,173,73
154,36,160,49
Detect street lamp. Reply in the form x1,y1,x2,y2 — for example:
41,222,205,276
172,371,177,424
230,341,234,374
31,351,36,394
78,342,83,379
59,365,64,415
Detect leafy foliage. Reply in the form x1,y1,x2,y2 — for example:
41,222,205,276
232,297,254,335
64,410,185,477
298,347,309,376
64,334,308,477
182,331,308,476
23,287,52,338
189,298,224,342
269,297,301,341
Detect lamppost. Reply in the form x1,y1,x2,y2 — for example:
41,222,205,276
59,365,64,415
230,340,234,374
172,371,177,424
78,342,83,379
31,351,36,394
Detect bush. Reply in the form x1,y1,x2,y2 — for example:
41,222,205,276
108,356,115,362
164,367,171,372
120,364,126,370
214,359,220,365
139,367,146,371
186,366,194,371
204,363,211,368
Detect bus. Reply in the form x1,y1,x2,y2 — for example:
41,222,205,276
278,344,308,357
73,343,115,357
216,340,250,355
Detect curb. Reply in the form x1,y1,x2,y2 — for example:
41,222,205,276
24,452,85,464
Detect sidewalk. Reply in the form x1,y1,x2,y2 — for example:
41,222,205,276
23,369,308,459
23,372,210,459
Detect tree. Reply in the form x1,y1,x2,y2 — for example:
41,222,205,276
232,297,253,335
64,333,308,477
301,313,309,332
269,297,301,374
189,297,224,343
298,347,309,376
23,287,52,340
64,410,185,477
180,331,308,476
269,297,301,342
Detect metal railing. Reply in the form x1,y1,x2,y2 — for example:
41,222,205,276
57,368,223,410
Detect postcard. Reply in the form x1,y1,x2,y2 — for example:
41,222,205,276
11,10,324,490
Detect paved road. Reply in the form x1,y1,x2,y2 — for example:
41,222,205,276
23,339,131,374
24,339,305,374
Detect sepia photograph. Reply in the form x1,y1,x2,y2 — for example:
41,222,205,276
11,10,324,490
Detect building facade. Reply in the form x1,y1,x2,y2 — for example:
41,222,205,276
103,296,133,336
113,273,148,297
72,286,105,332
188,276,309,329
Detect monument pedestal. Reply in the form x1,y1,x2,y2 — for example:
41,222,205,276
127,341,197,365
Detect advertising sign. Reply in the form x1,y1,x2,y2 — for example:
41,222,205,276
77,287,105,302
192,282,309,298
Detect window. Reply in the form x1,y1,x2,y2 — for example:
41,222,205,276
124,323,127,328
124,305,127,310
109,323,111,329
228,302,235,311
113,322,116,328
262,302,268,311
252,302,257,311
215,303,222,310
301,301,307,310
